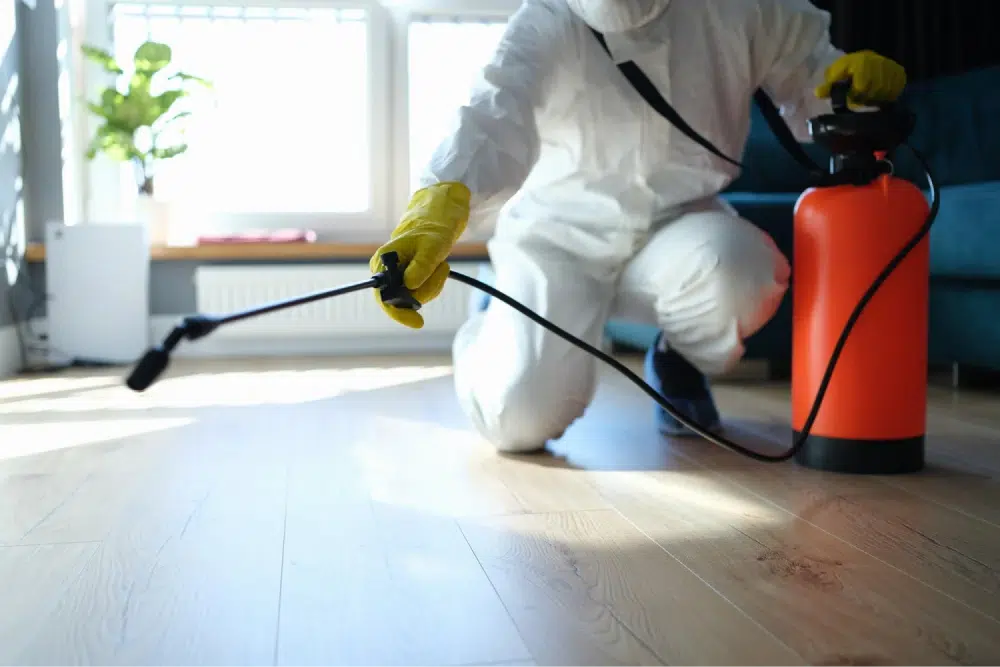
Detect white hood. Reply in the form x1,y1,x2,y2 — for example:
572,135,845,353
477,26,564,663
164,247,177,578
565,0,671,33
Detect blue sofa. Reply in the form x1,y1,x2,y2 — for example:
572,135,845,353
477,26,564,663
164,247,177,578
605,64,1000,373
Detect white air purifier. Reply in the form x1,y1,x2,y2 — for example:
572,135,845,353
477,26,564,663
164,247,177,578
44,222,151,365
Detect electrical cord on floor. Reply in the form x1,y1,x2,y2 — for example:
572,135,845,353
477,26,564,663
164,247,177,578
448,143,939,463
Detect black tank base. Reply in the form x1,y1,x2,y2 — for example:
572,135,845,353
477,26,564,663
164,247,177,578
792,432,925,475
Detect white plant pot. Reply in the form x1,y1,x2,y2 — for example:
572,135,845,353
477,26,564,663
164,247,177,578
135,194,172,246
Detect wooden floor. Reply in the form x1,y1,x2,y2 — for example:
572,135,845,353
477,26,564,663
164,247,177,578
2,354,1000,666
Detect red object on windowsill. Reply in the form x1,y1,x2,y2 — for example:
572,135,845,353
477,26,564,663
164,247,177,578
196,229,318,245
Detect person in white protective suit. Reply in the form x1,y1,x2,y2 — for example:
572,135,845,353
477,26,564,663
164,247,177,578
370,0,908,453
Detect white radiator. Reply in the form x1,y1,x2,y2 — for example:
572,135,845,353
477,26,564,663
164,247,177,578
191,261,487,354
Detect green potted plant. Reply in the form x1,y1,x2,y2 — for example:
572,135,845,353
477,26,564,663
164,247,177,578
81,39,211,244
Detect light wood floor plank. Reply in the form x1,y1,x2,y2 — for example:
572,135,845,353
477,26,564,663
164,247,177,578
14,422,214,546
0,542,101,663
0,467,93,545
301,371,612,517
275,413,532,667
591,361,1000,533
885,469,1000,528
592,456,1000,665
667,430,1000,621
702,381,1000,534
7,412,288,665
459,509,802,666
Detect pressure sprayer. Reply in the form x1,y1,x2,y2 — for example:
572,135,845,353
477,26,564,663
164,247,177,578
124,80,939,475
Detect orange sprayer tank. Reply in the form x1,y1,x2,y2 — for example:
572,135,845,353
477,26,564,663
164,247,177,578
791,173,930,474
787,75,932,475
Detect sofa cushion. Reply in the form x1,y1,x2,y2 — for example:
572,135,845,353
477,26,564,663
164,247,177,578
928,180,1000,279
929,285,1000,370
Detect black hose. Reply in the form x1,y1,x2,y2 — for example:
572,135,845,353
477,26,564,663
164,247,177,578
447,144,939,462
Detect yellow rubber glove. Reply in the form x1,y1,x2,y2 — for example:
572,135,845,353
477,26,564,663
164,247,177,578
369,181,471,329
815,50,907,106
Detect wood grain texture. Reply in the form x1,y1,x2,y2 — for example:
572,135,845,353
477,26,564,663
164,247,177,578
458,509,801,666
2,355,1000,665
8,413,288,665
676,430,1000,614
0,542,101,662
276,414,531,666
592,463,1000,665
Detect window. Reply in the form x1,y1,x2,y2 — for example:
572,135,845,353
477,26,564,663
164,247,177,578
80,0,518,236
111,3,372,216
405,16,508,193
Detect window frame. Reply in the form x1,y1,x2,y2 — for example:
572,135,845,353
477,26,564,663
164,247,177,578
72,0,518,240
388,2,513,229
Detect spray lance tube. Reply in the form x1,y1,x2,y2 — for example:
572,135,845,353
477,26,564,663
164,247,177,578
125,81,940,467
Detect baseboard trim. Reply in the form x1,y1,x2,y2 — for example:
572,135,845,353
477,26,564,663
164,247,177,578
0,324,23,378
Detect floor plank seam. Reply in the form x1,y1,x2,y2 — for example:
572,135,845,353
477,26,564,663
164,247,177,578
896,518,996,573
0,540,104,549
272,464,291,667
880,477,1000,531
178,491,213,541
16,472,96,543
668,447,1000,625
471,506,612,520
431,658,535,667
600,597,670,666
453,518,540,666
0,539,104,549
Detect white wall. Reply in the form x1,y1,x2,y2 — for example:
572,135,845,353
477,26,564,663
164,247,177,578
0,326,22,378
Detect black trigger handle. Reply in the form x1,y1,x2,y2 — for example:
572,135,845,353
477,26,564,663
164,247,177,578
830,78,852,113
376,251,422,311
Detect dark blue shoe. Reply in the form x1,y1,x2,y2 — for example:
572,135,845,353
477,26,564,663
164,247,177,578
643,334,722,437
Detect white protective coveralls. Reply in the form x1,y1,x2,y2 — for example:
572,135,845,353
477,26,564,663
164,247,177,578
419,0,844,452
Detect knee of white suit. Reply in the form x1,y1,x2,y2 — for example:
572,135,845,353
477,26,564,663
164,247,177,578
451,313,597,454
649,221,791,377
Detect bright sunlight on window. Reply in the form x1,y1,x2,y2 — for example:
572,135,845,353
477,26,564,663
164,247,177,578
407,18,508,193
112,4,370,215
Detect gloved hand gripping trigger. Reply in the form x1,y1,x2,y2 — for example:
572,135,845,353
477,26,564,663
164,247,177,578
375,251,422,311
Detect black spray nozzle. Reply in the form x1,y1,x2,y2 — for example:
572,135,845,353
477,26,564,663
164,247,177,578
375,251,421,311
125,347,170,392
125,315,221,392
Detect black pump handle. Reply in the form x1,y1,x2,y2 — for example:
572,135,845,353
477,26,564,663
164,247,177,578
830,78,852,113
828,76,899,114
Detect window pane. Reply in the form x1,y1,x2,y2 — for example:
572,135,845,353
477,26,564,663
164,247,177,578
112,4,370,214
407,19,508,194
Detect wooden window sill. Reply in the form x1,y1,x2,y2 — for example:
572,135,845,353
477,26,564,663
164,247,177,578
24,241,490,263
